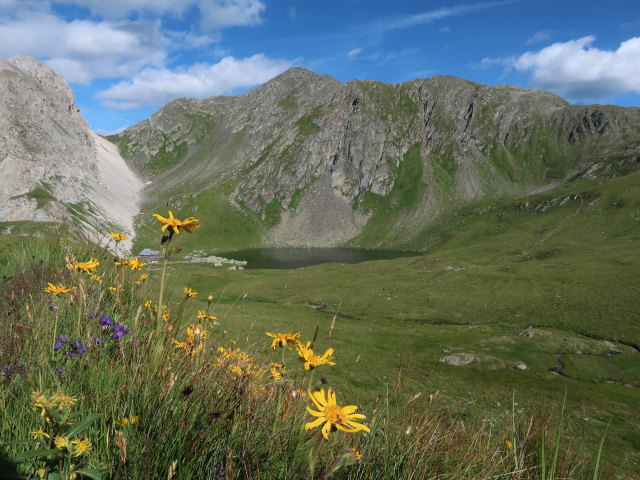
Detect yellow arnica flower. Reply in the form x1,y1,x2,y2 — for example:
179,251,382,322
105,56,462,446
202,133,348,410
196,310,217,323
44,283,74,296
346,448,362,462
139,273,149,281
114,259,130,268
305,388,370,440
67,258,99,274
117,415,139,426
51,393,76,409
89,274,102,283
184,287,198,298
109,232,128,242
505,440,514,450
172,324,207,356
152,211,200,235
32,429,50,440
128,258,146,271
297,341,336,370
71,438,92,457
265,331,300,350
54,436,70,450
144,299,154,310
269,362,286,381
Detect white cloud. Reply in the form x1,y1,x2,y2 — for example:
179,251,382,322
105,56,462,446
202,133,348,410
198,0,266,30
526,30,551,45
372,1,515,33
50,1,267,30
288,6,296,18
513,36,640,100
0,0,49,18
347,48,362,58
96,54,294,109
439,26,451,33
0,14,166,83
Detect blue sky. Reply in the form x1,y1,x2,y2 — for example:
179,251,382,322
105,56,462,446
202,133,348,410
1,0,639,134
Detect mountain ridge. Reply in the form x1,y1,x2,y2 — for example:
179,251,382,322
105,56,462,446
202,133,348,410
0,56,638,251
110,66,640,249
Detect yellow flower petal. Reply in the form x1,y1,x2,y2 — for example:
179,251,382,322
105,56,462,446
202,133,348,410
321,421,332,439
305,417,326,431
305,406,324,417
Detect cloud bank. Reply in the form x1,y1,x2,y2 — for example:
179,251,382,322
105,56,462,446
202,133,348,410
513,36,640,100
96,54,294,109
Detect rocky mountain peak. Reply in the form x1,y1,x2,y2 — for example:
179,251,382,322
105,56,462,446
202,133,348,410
112,67,640,249
0,55,142,247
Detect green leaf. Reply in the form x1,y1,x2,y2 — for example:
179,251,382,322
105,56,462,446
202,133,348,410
75,468,103,480
13,448,57,463
592,422,610,480
67,413,101,439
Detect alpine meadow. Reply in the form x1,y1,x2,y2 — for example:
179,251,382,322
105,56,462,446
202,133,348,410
1,19,640,480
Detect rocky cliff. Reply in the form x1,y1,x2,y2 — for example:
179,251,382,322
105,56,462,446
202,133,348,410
0,56,142,247
112,68,640,249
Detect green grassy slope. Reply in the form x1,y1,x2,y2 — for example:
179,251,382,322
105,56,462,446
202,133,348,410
161,169,640,472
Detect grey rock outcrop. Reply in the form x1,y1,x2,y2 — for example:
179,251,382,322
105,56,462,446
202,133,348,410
439,353,479,366
0,56,142,245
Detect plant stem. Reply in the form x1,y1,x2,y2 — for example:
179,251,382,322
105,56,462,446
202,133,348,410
155,241,171,338
52,308,59,352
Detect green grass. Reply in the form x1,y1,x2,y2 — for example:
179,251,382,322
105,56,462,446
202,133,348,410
15,183,56,208
0,236,603,479
296,107,322,136
132,185,263,254
143,140,189,175
159,168,640,473
3,163,639,477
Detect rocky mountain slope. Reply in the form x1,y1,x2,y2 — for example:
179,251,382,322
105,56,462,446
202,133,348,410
112,68,640,250
1,56,638,251
0,56,142,247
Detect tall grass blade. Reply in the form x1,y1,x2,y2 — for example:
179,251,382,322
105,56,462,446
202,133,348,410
592,422,610,480
549,389,567,480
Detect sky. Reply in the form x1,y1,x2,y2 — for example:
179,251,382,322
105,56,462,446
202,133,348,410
1,0,639,134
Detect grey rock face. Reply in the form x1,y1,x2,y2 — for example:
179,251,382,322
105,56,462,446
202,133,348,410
0,56,142,243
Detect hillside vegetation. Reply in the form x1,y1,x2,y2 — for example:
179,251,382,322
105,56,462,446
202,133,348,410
161,167,640,474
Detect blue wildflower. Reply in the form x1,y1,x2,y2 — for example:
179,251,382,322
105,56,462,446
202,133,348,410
110,322,131,340
54,334,70,351
65,341,88,356
213,464,225,478
54,368,64,376
1,365,12,381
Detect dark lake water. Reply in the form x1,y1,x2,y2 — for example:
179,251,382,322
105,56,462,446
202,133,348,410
215,248,421,270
